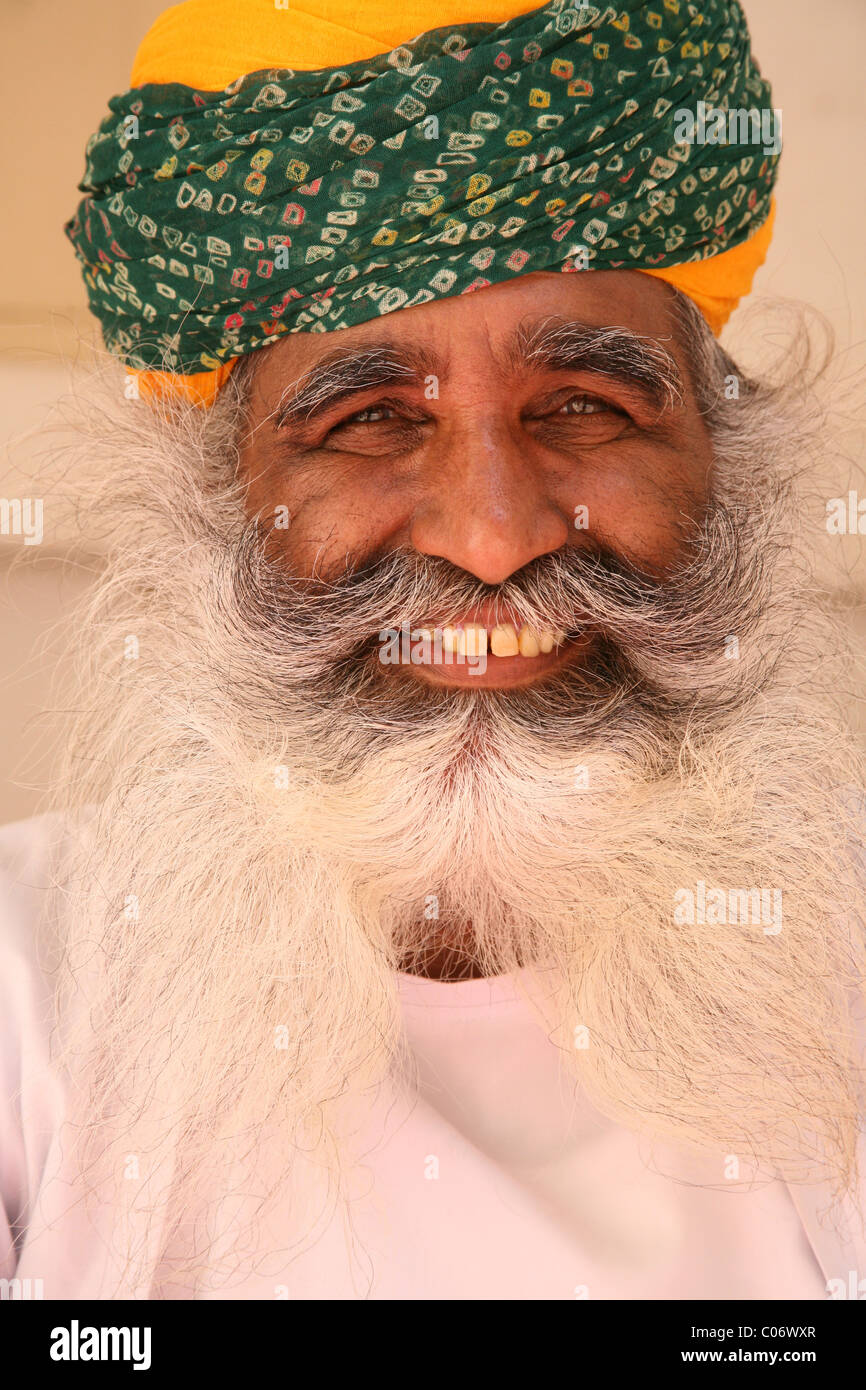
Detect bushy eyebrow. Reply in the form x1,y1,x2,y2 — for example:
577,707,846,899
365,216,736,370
272,316,684,428
274,343,442,427
506,317,685,412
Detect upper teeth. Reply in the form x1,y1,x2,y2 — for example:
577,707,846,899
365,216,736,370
458,623,487,658
491,624,519,657
440,623,565,659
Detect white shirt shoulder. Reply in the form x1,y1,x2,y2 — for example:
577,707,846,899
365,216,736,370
0,812,71,1279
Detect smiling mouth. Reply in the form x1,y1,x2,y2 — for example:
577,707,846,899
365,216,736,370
378,618,594,689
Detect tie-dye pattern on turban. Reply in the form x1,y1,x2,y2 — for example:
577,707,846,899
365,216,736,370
65,0,780,405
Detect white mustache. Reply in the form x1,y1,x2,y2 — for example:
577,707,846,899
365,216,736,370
219,499,777,725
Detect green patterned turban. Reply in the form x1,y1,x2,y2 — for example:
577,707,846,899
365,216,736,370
65,0,779,399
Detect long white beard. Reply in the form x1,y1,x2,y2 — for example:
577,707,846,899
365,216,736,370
41,322,866,1293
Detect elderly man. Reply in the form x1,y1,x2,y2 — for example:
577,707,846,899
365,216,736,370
1,0,864,1302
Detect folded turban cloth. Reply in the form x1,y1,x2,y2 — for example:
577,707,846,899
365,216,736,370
65,0,780,406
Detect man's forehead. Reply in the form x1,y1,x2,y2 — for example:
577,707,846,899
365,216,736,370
260,269,683,379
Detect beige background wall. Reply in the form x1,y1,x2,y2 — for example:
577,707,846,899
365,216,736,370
1,0,865,823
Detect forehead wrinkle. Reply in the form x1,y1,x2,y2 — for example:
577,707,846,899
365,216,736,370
503,315,685,412
273,339,445,425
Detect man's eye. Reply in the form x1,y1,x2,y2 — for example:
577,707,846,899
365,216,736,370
340,404,396,425
558,394,614,416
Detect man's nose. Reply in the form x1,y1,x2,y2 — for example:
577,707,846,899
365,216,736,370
409,418,570,586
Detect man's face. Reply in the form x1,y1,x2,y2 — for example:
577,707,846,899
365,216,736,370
238,270,714,689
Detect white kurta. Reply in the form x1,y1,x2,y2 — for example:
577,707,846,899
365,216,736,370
1,813,863,1300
